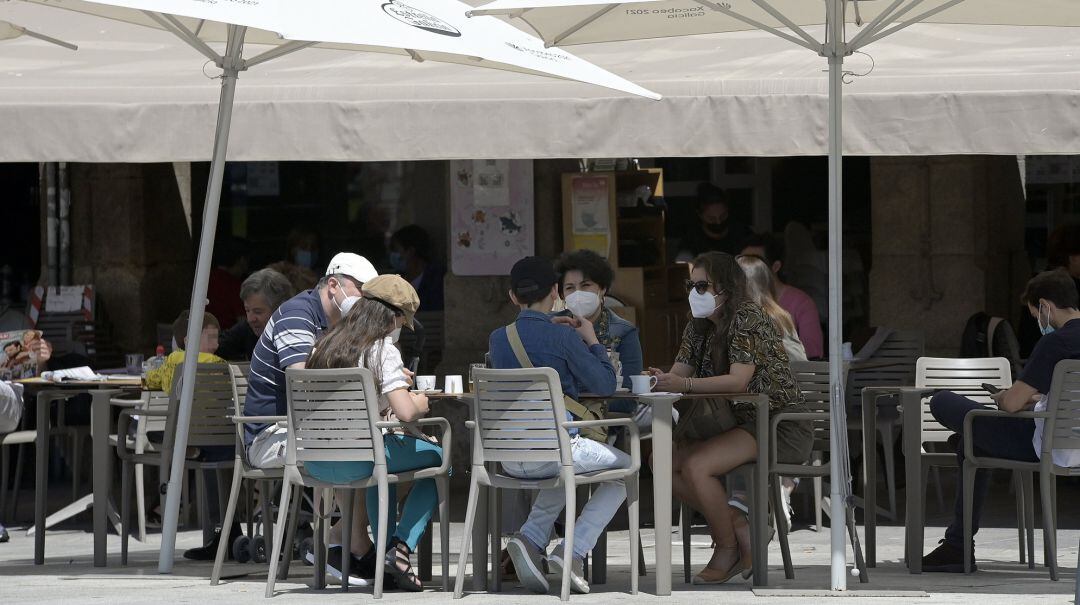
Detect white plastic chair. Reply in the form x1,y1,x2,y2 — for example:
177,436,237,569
212,363,286,585
115,364,236,565
962,358,1080,578
907,356,1031,570
452,367,641,602
265,367,452,599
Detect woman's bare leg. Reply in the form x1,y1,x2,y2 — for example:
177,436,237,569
682,429,758,572
327,489,373,556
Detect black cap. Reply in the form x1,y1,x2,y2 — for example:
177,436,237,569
510,256,557,296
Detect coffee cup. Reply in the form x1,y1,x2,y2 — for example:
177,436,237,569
445,375,464,394
416,375,436,391
629,374,658,395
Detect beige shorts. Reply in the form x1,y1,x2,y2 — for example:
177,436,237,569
247,423,288,469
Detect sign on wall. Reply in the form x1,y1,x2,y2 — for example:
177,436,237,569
450,160,534,276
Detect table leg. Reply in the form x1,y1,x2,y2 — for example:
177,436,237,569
91,391,113,567
34,391,53,565
752,396,768,587
861,390,877,567
649,395,674,596
902,390,922,573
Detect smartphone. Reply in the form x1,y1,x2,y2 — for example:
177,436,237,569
981,382,1002,395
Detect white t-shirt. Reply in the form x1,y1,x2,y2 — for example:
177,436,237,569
0,381,23,434
1032,395,1080,468
358,336,410,416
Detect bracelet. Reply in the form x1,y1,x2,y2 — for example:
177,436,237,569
686,377,693,393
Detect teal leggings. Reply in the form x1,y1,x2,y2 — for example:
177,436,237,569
305,434,444,552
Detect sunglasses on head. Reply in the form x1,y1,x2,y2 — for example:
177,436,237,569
684,279,715,294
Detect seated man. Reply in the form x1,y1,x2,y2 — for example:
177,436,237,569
922,269,1080,572
488,256,628,595
216,268,294,361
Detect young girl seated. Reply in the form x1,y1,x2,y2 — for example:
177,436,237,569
305,275,442,592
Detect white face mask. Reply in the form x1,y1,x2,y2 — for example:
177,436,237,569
688,289,720,318
390,327,402,343
564,290,601,319
337,292,361,316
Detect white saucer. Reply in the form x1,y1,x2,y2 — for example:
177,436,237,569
416,389,443,394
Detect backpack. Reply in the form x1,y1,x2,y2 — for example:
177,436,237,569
960,312,1023,377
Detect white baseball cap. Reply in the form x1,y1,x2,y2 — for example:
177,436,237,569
324,252,377,284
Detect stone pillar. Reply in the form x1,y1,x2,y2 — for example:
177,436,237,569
69,163,195,355
869,156,1029,357
434,158,576,481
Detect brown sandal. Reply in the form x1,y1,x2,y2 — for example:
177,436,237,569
691,547,751,585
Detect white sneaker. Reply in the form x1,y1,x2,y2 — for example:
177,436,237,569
546,544,589,594
506,533,549,594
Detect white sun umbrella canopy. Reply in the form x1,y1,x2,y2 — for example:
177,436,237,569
468,0,1080,591
16,0,658,576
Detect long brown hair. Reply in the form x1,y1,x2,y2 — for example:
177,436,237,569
306,297,399,392
691,252,749,374
737,254,797,338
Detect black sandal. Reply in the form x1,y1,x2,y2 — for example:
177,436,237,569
384,541,423,592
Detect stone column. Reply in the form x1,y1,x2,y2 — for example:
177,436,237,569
69,163,195,355
869,156,1029,356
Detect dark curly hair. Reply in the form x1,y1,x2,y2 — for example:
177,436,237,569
554,249,615,296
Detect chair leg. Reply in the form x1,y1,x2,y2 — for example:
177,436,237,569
10,443,25,521
341,489,354,593
771,475,794,580
121,459,131,566
314,489,328,591
71,432,81,501
878,423,898,521
681,502,692,584
812,462,824,531
0,445,8,518
261,480,274,559
930,466,945,512
436,475,451,592
560,471,576,603
196,469,213,545
454,473,481,598
963,462,975,574
1043,474,1058,581
278,483,303,582
1023,471,1036,569
592,531,607,585
1013,472,1026,565
212,464,244,585
135,462,147,543
264,479,293,598
627,474,640,596
489,486,501,593
374,478,390,599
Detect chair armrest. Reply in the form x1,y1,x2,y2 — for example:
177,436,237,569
229,415,287,424
376,417,453,475
115,409,144,460
465,420,476,430
563,418,641,473
962,408,1050,462
770,411,829,465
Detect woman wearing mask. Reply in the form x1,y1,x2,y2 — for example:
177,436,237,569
648,252,812,584
737,255,807,363
304,275,443,592
555,249,642,388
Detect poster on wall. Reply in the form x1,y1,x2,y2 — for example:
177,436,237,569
570,176,610,234
450,160,534,276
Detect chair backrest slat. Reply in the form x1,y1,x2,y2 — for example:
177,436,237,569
1044,360,1080,454
285,368,382,469
845,329,924,412
471,367,572,466
170,364,239,449
916,357,1011,445
790,361,842,452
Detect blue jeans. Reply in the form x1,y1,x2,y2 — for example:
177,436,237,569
501,436,630,559
306,434,444,552
928,391,1037,548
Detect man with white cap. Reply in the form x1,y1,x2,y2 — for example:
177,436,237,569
244,251,378,469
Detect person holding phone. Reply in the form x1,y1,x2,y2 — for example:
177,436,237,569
922,269,1080,573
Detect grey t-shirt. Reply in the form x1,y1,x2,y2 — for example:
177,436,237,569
0,381,23,434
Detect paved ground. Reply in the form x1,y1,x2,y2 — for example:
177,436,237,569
2,519,1077,604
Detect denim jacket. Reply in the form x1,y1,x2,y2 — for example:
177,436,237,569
489,309,616,402
596,307,643,389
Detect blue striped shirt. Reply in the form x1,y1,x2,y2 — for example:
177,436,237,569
244,289,327,446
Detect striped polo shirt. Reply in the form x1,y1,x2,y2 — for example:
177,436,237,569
243,288,328,446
